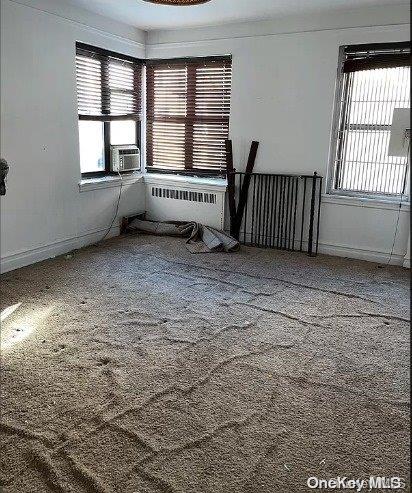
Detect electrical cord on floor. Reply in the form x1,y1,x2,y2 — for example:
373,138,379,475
382,166,409,268
98,170,123,245
384,194,404,267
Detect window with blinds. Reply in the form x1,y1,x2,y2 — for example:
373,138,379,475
330,42,411,197
76,43,143,120
75,43,143,175
146,56,232,176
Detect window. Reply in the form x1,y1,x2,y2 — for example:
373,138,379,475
329,42,410,197
146,56,232,177
75,43,143,176
78,121,105,174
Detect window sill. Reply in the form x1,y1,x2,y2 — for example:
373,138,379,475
322,193,410,211
79,172,227,193
79,173,144,192
144,172,227,192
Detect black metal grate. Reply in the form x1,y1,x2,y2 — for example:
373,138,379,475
232,172,323,256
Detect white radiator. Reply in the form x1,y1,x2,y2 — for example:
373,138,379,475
144,175,227,230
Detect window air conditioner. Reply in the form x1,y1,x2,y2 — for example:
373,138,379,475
110,145,140,173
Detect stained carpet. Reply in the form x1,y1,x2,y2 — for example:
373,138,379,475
0,234,410,493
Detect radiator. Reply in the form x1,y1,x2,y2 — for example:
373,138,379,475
144,177,226,230
151,187,217,205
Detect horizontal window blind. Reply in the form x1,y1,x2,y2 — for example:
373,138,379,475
343,42,411,73
146,56,232,175
76,43,143,120
332,42,410,196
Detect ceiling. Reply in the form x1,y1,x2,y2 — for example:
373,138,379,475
63,0,404,30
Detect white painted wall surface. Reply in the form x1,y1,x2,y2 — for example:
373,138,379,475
6,0,146,43
0,0,146,272
1,0,410,271
147,16,410,265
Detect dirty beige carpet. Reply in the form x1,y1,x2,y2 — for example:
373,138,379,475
0,235,410,493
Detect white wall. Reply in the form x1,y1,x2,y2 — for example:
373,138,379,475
8,0,146,43
0,0,146,272
147,10,410,265
1,0,410,271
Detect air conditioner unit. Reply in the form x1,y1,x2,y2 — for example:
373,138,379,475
110,145,140,173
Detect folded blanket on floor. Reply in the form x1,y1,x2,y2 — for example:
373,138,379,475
127,219,240,254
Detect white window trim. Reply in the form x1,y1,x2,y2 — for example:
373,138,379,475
322,193,410,211
327,46,346,197
326,187,410,203
144,173,227,193
79,173,144,192
79,172,227,193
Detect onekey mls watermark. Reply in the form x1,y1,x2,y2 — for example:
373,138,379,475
307,476,406,491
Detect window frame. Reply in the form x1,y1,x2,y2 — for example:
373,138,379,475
145,55,232,178
327,42,411,201
79,119,141,178
76,43,144,178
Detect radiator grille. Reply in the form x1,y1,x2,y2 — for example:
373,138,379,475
151,187,216,204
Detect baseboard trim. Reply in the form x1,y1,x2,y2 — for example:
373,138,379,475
1,228,408,273
0,226,120,274
238,232,407,266
318,243,405,266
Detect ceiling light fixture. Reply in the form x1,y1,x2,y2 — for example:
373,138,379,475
143,0,211,5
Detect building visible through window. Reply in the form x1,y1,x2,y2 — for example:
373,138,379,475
330,42,410,197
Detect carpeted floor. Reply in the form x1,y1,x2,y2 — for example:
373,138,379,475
0,234,410,493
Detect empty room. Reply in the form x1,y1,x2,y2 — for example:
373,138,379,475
0,0,410,492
